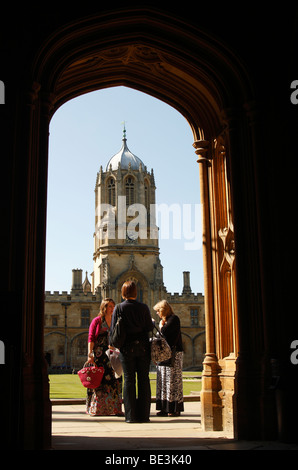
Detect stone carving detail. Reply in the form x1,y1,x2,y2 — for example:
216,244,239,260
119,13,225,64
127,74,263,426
193,139,210,164
101,257,110,283
63,45,168,81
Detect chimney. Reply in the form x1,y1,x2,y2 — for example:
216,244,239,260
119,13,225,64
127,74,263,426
182,271,192,294
71,269,83,293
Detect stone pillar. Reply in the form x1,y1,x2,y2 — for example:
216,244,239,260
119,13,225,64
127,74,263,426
193,138,222,432
20,85,54,449
182,271,191,294
71,268,83,292
221,107,267,439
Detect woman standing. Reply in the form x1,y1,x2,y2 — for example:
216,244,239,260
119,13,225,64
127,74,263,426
110,281,153,423
153,300,184,417
86,298,123,416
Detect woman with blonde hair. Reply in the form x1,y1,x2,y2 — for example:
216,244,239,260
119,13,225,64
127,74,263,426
86,298,123,416
153,300,184,416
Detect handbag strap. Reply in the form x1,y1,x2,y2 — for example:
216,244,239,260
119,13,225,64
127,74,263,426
152,324,165,338
83,361,93,368
110,305,122,331
152,324,178,350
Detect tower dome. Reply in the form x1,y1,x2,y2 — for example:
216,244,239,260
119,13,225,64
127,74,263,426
106,128,145,171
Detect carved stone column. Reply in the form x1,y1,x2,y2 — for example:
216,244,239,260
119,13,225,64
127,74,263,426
21,84,54,449
193,138,222,432
221,107,266,439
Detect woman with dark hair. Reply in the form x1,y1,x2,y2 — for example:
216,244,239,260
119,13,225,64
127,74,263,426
110,281,153,423
86,298,123,416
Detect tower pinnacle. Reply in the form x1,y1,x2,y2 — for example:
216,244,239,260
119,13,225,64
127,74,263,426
121,121,127,140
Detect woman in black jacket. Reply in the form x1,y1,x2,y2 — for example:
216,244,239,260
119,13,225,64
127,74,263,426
153,300,184,417
110,281,153,423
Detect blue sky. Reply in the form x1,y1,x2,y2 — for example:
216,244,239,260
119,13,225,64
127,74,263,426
46,86,204,295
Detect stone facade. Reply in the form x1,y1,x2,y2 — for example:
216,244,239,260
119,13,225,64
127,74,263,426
44,269,205,370
44,134,205,370
44,276,101,370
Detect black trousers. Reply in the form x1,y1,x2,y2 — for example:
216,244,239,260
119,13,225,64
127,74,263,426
120,340,151,422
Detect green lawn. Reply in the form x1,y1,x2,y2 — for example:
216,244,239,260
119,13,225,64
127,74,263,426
49,372,202,399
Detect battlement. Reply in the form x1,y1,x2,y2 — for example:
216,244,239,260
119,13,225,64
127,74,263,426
166,291,204,303
45,290,100,302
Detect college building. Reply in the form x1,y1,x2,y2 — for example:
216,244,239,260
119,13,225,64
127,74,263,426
44,133,205,370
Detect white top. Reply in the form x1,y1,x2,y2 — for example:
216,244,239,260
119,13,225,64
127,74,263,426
106,138,145,171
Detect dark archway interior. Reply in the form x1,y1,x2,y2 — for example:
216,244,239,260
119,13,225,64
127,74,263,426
1,5,298,449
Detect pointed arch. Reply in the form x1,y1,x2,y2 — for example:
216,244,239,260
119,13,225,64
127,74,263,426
124,175,135,206
14,7,267,447
106,176,116,206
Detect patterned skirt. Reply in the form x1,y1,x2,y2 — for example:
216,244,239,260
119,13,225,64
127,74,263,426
156,351,184,414
86,331,123,416
86,380,123,416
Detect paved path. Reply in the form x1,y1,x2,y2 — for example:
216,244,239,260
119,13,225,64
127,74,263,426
51,400,298,451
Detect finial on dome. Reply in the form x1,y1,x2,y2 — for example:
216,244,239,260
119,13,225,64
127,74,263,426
105,123,145,171
121,121,127,140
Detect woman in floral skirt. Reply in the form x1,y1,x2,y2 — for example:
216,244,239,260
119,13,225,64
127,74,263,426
86,298,123,416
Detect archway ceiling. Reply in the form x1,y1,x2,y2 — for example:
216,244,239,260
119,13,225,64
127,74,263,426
35,10,252,138
52,44,222,135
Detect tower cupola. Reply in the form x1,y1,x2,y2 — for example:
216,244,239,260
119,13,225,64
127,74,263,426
106,127,145,171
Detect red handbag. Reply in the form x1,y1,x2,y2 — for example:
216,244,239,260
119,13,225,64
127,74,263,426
78,363,104,388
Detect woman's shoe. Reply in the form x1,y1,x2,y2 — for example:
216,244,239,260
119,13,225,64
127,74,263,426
156,410,167,416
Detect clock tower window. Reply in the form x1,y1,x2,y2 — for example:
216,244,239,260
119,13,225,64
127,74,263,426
125,177,135,206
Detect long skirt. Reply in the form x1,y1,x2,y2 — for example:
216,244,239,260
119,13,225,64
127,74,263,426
156,351,184,414
86,331,123,416
87,380,123,416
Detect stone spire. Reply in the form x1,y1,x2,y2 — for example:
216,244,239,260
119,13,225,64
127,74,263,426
82,271,91,294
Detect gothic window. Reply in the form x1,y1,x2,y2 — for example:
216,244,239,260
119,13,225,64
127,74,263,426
190,308,199,326
125,177,135,206
81,309,90,327
107,177,115,206
77,338,87,356
137,288,143,303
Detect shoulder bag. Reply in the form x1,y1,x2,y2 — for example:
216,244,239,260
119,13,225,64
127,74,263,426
157,316,181,367
150,326,172,364
110,308,126,349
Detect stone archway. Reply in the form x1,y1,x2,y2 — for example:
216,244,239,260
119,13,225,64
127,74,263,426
116,269,149,305
10,8,275,448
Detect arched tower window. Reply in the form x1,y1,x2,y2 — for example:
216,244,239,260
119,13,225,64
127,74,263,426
144,179,150,211
125,176,135,206
107,177,115,206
